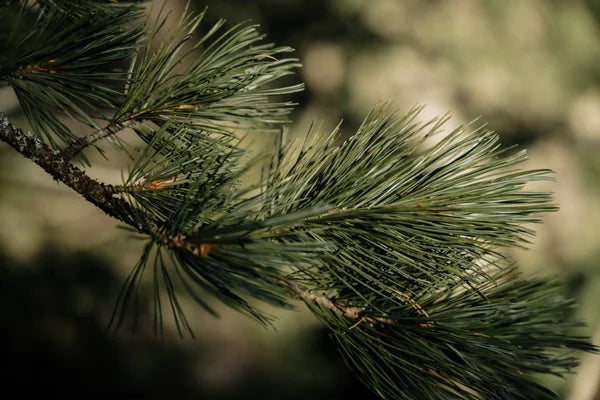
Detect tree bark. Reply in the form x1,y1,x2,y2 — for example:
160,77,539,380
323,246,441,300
0,113,146,231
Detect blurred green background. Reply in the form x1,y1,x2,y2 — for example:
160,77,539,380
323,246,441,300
1,0,599,398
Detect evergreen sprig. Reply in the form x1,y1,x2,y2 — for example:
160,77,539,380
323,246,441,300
113,5,302,131
0,2,596,399
0,1,145,146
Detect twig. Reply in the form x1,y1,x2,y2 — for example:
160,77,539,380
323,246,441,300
59,100,214,160
59,119,135,160
278,278,395,327
111,176,180,194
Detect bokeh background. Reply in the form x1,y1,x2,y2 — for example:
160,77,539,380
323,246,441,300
1,0,599,398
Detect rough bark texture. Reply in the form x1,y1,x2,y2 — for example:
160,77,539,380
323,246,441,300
0,113,146,230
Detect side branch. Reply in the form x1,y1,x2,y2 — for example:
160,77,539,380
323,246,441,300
111,176,180,194
60,119,135,160
278,278,395,327
0,114,147,231
151,227,217,257
60,100,220,161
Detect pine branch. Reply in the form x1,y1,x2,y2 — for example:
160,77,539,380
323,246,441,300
316,270,597,400
0,113,255,286
1,2,596,399
0,113,326,326
259,107,557,303
0,110,432,332
21,4,304,163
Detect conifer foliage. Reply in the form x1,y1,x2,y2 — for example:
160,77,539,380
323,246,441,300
0,1,596,398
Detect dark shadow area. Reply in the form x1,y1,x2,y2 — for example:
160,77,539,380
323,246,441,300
0,246,379,399
0,247,200,397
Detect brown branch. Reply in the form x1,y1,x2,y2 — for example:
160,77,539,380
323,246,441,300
0,114,148,232
0,118,233,263
12,59,59,76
